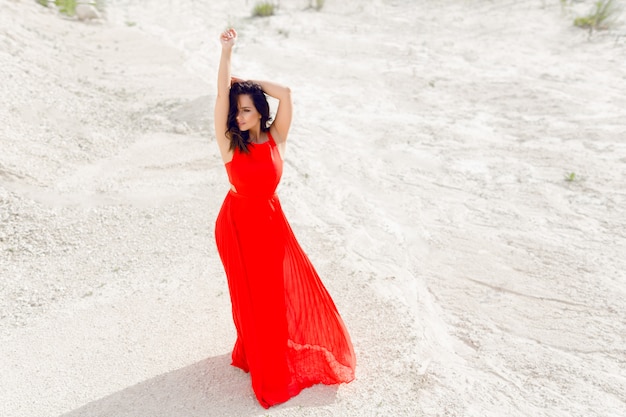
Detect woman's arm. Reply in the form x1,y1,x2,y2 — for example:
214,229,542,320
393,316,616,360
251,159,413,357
214,29,237,162
250,79,292,144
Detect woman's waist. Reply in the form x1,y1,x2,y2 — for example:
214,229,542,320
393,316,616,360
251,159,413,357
227,189,279,201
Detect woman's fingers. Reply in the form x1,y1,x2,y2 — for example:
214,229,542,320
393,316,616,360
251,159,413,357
220,28,237,48
221,28,237,41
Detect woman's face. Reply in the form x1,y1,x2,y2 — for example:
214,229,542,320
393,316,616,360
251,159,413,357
236,94,261,132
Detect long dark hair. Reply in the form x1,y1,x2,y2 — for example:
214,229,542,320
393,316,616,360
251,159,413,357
226,81,272,153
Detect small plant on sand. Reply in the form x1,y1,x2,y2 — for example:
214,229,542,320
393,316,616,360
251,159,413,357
55,0,78,16
574,0,620,32
311,0,325,11
564,172,577,182
36,1,105,17
252,2,276,17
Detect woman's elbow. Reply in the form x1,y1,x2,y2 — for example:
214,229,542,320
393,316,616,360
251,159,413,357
282,86,292,101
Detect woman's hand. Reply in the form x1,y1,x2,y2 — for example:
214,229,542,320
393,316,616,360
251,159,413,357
220,28,237,49
231,76,245,85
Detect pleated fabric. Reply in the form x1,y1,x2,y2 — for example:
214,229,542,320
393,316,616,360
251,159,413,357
214,133,356,408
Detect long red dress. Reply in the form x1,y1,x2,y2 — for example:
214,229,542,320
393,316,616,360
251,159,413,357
214,132,356,408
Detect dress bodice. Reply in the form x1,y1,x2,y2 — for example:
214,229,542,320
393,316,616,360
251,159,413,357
225,132,283,198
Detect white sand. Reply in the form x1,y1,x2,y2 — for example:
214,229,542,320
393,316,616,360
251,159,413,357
1,0,625,416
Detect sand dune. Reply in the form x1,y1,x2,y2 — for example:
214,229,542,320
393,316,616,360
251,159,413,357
1,0,625,416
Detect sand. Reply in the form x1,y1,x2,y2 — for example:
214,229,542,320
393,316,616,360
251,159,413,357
1,0,625,416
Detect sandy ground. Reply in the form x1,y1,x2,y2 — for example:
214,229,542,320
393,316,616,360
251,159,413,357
1,0,625,416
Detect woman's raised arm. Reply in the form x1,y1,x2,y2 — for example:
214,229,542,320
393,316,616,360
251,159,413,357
251,80,292,144
214,28,237,162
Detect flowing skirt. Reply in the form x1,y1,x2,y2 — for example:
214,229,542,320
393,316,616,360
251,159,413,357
215,190,356,408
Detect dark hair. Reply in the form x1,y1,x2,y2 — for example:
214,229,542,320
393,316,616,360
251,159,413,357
226,81,272,153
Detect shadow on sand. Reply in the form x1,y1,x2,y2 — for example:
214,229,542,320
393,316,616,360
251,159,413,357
60,354,338,417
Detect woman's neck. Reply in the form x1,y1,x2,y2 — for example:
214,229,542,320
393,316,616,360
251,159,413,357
248,126,262,143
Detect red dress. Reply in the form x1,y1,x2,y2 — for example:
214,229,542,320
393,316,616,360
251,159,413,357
215,132,356,408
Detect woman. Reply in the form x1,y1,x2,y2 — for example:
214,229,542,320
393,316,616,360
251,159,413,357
213,28,356,408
